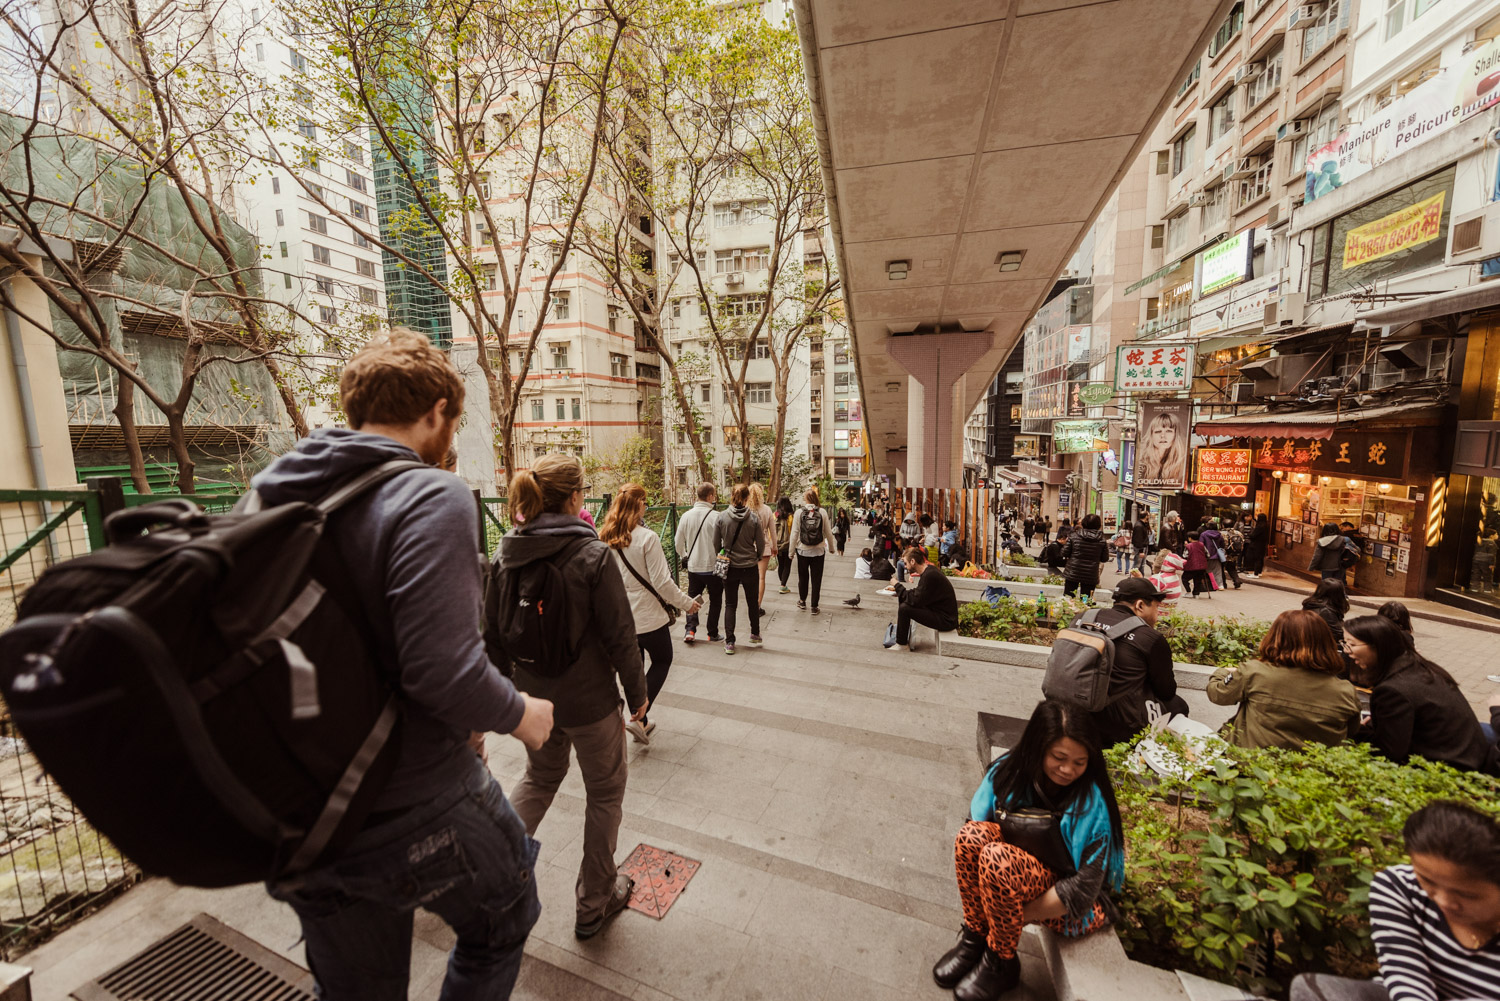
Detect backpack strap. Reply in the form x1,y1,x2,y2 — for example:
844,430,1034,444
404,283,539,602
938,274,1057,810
1102,614,1146,640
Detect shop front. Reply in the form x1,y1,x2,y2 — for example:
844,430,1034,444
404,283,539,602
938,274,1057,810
1197,413,1444,598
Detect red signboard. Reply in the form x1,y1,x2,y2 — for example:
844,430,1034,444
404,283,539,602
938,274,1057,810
1193,482,1249,497
1195,447,1252,484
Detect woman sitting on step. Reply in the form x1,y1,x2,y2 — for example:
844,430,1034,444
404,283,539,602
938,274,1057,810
934,699,1124,1001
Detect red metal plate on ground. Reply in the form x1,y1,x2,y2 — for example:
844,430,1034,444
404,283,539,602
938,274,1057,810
619,843,700,919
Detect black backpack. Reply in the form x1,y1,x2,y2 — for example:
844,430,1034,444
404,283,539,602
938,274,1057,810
484,538,591,679
0,459,427,888
799,508,824,547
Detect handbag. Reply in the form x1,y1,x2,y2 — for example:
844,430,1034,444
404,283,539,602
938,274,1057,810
618,549,679,626
996,806,1076,877
713,520,743,580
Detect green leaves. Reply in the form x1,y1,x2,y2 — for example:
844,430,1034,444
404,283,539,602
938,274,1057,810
1109,737,1500,992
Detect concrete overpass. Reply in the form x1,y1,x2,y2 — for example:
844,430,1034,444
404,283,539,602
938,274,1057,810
792,0,1238,488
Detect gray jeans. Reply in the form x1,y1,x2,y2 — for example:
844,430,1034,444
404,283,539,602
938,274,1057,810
509,708,628,923
1290,975,1388,1001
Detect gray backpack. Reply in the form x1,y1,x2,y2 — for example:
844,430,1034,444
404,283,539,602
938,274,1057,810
1043,609,1145,712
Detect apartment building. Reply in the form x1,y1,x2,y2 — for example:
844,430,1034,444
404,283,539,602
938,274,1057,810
815,315,866,488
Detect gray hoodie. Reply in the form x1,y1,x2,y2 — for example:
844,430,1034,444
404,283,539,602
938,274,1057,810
493,514,646,728
714,504,766,568
251,428,524,812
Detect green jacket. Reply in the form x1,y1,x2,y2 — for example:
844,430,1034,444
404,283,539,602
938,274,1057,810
1207,658,1360,751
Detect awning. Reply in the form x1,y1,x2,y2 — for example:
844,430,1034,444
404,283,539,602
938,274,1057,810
1124,235,1226,294
1353,281,1500,328
1195,400,1448,439
995,467,1028,483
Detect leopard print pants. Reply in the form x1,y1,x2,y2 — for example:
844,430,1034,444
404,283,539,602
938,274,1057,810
953,820,1104,957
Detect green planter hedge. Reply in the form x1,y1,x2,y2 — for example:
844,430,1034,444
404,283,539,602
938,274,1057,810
1105,737,1500,993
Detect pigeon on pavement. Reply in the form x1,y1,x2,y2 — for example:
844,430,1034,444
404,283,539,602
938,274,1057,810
843,594,861,607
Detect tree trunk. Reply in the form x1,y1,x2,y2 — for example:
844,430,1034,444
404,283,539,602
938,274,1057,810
768,370,791,499
113,376,151,494
166,409,195,495
262,355,310,438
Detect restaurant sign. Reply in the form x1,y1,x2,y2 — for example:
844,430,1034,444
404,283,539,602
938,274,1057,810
1192,482,1249,498
1116,344,1194,393
1195,447,1252,484
1250,431,1409,479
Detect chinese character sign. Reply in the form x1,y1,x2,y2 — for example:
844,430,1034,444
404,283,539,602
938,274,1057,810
1342,192,1445,269
1195,448,1252,484
1134,401,1191,490
1249,432,1409,479
1116,344,1194,393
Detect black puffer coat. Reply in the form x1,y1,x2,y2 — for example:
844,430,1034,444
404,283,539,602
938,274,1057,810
1061,529,1111,586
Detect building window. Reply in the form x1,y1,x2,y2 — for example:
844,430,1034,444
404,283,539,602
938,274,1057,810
347,170,367,193
256,42,265,61
834,371,852,389
359,287,377,305
1165,211,1189,253
552,291,570,320
350,202,369,222
318,305,338,323
551,343,569,368
834,400,849,421
810,419,821,435
315,275,333,294
804,251,824,270
701,383,711,403
1234,154,1272,209
610,352,629,377
1384,0,1443,41
531,400,543,420
1207,2,1243,58
1290,105,1340,169
1301,0,1348,61
1201,184,1229,232
310,244,330,265
751,339,769,360
555,398,566,420
1177,59,1201,97
608,304,622,332
1243,43,1282,110
1170,126,1195,177
297,118,316,140
722,294,766,318
357,258,377,278
344,141,365,165
272,176,280,194
1208,89,1235,145
747,382,771,404
834,345,849,365
834,429,849,450
290,48,306,72
571,398,581,420
308,212,328,234
274,208,284,226
713,201,767,227
1365,53,1441,115
1150,224,1165,249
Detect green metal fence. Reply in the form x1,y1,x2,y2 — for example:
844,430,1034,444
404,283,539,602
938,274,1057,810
479,497,687,582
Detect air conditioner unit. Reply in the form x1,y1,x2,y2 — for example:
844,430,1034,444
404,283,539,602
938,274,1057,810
1379,340,1431,370
729,201,742,210
1289,4,1324,29
1235,62,1264,85
1239,353,1320,396
1276,119,1308,142
1188,190,1212,207
1265,200,1285,229
1446,202,1500,266
1228,157,1260,180
725,272,744,286
1230,381,1258,403
1264,291,1307,327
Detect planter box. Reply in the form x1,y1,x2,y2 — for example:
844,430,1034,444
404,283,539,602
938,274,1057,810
948,576,1112,604
1022,926,1256,1001
936,632,1216,690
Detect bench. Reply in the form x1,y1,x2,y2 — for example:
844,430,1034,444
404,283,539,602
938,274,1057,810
907,618,957,653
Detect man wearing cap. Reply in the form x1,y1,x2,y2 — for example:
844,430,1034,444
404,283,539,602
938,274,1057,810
1090,578,1190,746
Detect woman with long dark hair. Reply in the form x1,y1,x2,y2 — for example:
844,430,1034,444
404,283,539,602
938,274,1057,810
934,700,1124,1001
599,484,699,745
1302,577,1351,649
1244,513,1269,576
774,497,796,594
1291,800,1500,1001
1343,615,1499,775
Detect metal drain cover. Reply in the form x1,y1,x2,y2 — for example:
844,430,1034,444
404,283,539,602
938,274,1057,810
72,913,314,1000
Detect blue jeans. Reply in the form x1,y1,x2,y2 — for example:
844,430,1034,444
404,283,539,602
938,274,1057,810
1115,550,1128,572
268,756,541,1001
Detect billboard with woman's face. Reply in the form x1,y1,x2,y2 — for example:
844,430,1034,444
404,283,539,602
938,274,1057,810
1134,401,1190,490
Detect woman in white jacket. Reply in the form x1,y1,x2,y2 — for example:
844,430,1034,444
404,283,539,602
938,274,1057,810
600,483,699,744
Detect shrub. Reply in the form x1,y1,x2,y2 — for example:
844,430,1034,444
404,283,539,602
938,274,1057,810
1159,612,1269,668
1106,737,1500,993
956,596,1090,645
1006,553,1038,567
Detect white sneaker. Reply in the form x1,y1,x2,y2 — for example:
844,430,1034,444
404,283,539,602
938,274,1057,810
625,720,650,745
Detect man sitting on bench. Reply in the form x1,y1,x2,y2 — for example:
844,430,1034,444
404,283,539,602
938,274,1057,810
886,547,960,651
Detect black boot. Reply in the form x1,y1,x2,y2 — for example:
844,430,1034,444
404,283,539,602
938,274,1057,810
953,948,1021,1001
932,927,987,988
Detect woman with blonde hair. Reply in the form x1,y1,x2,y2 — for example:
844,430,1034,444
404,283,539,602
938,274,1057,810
748,483,776,605
495,453,647,940
599,484,699,745
1137,411,1185,486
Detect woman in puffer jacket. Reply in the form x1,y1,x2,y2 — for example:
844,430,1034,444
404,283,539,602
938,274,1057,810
1059,513,1111,599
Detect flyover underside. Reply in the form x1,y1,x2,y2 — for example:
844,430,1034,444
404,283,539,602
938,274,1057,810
794,0,1237,486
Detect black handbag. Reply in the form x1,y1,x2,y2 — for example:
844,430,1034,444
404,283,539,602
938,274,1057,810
996,806,1076,877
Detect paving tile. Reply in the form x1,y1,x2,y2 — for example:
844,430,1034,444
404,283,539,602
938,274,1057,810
756,788,835,840
696,716,758,745
674,739,792,788
693,811,825,867
637,793,713,831
743,875,953,993
718,937,834,1001
812,841,957,910
667,855,773,933
655,763,777,822
565,907,750,1001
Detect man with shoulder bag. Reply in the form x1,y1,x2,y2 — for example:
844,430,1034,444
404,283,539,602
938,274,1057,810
674,483,722,645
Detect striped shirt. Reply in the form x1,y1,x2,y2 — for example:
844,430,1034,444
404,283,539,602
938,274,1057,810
1369,865,1500,1001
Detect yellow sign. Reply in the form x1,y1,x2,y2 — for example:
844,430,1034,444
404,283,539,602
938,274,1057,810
1342,191,1445,269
